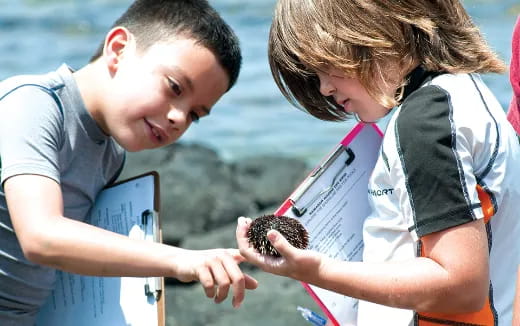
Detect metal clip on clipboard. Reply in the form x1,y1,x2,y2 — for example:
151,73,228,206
141,209,162,300
290,146,355,217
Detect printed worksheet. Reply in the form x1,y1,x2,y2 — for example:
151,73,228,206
35,172,162,326
277,123,383,326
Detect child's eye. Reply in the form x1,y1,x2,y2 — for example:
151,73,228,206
189,111,200,123
168,78,182,96
329,72,345,79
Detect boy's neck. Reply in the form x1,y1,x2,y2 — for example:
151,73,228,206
73,61,110,135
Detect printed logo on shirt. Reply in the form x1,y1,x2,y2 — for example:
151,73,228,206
368,188,394,197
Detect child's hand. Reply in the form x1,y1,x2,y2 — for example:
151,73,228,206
236,216,324,283
173,248,258,308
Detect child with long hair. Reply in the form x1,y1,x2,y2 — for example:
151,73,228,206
237,0,520,325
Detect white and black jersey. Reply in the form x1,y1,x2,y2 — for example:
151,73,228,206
358,67,520,326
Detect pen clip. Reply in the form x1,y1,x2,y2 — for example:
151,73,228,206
141,209,162,300
141,209,160,244
291,146,355,217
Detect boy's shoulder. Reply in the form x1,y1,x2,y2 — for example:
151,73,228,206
0,65,74,119
1,66,65,95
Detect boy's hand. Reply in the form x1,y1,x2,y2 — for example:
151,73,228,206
236,216,324,283
173,248,257,308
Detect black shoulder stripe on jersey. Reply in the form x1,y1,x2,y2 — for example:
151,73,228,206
395,85,475,237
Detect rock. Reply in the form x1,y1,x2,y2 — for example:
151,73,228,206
232,155,309,210
119,142,309,245
181,223,238,251
119,143,259,244
165,270,324,326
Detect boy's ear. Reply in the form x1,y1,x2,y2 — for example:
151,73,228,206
103,27,134,74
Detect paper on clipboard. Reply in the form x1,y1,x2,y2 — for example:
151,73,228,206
275,123,383,326
35,172,165,326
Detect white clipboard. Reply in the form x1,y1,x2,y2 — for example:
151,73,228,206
275,123,383,326
35,172,165,326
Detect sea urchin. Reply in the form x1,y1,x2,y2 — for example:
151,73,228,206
247,214,309,257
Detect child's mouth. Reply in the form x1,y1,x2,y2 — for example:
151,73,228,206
144,119,163,143
342,99,352,113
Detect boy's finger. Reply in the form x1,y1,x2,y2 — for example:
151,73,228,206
225,248,248,264
208,258,231,304
198,268,216,299
220,254,246,308
244,273,258,290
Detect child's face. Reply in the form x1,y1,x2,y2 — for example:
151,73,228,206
316,68,392,123
101,36,228,152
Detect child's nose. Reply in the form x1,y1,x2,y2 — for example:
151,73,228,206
167,107,189,127
318,74,336,96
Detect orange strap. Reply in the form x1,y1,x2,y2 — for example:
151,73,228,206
476,184,494,223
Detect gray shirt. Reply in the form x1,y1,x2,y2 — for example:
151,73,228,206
0,64,125,325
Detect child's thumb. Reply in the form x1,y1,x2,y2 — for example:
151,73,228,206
266,229,295,257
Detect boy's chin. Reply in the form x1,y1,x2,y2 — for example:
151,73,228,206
115,134,178,152
116,140,148,152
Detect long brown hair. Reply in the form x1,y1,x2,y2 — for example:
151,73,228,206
268,0,506,121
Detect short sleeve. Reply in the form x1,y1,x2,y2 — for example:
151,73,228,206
0,86,64,184
395,85,481,238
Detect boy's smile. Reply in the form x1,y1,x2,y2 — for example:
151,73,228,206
143,117,169,145
76,29,229,152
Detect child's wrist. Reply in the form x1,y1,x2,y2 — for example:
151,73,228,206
162,245,189,278
295,252,328,284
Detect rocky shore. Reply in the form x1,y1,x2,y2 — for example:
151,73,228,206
118,142,324,326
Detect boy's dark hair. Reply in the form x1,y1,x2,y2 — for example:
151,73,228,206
90,0,241,91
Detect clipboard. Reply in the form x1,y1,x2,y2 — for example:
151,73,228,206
274,123,383,326
35,171,165,326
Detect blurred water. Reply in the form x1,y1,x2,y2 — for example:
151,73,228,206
0,0,518,164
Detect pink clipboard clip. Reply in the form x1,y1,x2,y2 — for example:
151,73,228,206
290,146,355,217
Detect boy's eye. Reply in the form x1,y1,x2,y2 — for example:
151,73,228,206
189,111,200,123
168,78,182,96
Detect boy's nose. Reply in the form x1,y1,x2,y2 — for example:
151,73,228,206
167,107,189,128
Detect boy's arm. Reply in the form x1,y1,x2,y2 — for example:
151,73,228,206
6,174,257,307
237,216,488,313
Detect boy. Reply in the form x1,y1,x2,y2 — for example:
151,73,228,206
0,0,256,325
